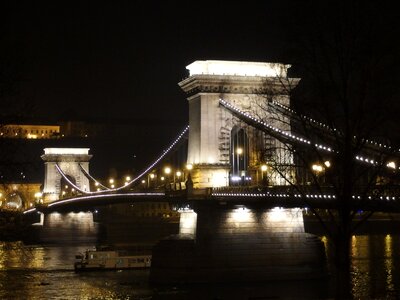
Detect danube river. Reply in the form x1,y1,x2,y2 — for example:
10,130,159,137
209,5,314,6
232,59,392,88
1,234,400,299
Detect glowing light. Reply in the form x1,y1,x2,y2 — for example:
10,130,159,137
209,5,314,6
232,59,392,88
164,167,171,174
324,161,331,168
47,192,165,208
260,165,268,172
161,176,165,181
126,176,131,181
149,173,155,179
109,178,114,184
267,207,286,222
179,210,197,236
186,163,193,170
186,60,290,77
236,148,243,155
387,161,396,169
176,171,182,177
230,206,253,222
44,148,90,155
141,180,146,184
312,164,323,172
34,192,42,198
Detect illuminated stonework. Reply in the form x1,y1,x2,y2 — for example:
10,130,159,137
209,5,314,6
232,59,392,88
179,60,299,188
186,60,290,77
41,148,92,203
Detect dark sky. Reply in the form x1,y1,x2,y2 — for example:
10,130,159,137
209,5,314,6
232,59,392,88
1,1,290,123
1,1,294,180
2,1,399,181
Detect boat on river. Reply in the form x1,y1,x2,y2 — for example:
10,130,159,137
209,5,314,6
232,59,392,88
74,246,151,272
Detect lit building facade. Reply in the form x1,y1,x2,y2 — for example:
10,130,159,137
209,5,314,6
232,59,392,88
0,183,41,210
0,124,60,139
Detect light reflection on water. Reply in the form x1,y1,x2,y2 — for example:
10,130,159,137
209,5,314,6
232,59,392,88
1,235,400,299
321,234,400,299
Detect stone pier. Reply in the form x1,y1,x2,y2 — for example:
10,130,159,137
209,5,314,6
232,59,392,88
150,203,326,284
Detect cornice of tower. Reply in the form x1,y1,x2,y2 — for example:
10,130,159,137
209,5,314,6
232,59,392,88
179,74,300,96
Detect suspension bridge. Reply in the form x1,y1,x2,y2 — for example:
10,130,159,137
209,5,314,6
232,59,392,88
19,60,400,283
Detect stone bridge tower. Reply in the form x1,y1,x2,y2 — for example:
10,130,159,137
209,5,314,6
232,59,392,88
179,60,299,188
41,148,92,203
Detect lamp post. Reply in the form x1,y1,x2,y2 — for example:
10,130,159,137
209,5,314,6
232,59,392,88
164,167,171,190
260,164,268,186
176,171,182,190
148,173,155,188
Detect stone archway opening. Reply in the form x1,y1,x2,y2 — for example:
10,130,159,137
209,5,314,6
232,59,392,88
5,192,24,210
59,175,78,199
230,126,249,185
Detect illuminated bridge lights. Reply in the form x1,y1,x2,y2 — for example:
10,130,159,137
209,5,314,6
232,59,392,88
47,192,166,208
211,191,398,201
355,156,377,165
221,99,398,172
219,99,314,147
219,99,336,153
55,125,190,195
272,100,399,153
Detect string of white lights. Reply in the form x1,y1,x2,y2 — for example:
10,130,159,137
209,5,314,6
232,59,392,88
56,125,190,195
211,192,397,201
271,100,397,152
47,192,165,208
219,99,333,152
111,125,190,191
221,98,400,170
78,164,110,190
55,164,90,194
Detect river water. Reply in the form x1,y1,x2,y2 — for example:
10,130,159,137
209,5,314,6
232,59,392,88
1,235,400,299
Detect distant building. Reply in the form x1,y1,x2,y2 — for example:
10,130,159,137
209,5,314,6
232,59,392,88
0,124,60,139
0,183,42,210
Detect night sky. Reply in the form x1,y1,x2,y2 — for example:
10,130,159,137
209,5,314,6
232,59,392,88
1,1,399,181
1,1,290,122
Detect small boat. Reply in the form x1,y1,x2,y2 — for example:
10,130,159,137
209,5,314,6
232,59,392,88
74,246,151,272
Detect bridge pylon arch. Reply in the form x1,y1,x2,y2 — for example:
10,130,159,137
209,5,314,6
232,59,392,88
41,148,92,203
179,60,299,188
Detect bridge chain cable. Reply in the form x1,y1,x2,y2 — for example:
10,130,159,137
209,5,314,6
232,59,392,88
111,125,190,191
219,98,399,171
54,125,190,195
78,164,110,191
270,99,399,155
219,98,333,152
55,163,91,194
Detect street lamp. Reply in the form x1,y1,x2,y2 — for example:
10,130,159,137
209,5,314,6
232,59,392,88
148,173,155,187
312,164,323,173
109,178,114,188
164,167,172,190
260,164,268,186
176,171,182,190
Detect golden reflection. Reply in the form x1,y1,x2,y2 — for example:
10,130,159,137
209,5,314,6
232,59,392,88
351,235,371,299
0,244,5,269
351,235,358,257
384,234,394,292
